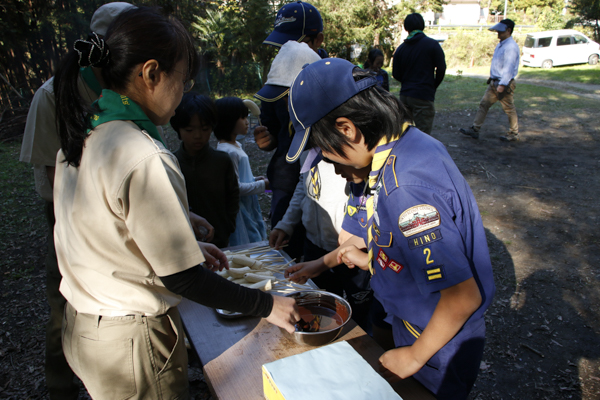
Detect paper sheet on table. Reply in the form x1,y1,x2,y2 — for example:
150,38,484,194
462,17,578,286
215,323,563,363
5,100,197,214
263,340,402,400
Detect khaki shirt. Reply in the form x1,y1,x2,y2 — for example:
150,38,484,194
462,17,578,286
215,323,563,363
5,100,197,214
54,120,204,316
20,75,98,201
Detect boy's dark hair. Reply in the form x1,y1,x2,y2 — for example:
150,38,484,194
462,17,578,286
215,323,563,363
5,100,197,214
310,68,411,159
170,93,217,139
404,13,425,33
54,6,199,167
213,97,248,141
364,48,384,68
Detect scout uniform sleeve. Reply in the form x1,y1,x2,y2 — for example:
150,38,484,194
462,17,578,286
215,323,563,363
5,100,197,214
117,152,204,277
273,174,305,236
20,80,61,167
384,184,474,295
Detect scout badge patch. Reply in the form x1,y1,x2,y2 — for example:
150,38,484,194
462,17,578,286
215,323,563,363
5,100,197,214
398,204,440,237
376,248,389,269
373,184,381,225
388,260,404,273
407,229,443,250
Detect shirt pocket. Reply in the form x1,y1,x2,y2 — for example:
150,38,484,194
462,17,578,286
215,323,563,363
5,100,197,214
373,228,393,248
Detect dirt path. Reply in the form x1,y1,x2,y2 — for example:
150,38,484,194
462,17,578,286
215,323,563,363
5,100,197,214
450,70,600,100
430,100,600,399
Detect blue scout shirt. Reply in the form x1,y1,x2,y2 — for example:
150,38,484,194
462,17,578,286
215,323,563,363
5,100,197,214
368,127,495,331
342,181,368,241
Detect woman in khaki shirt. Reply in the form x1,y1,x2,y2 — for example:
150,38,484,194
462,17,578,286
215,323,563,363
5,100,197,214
52,7,299,399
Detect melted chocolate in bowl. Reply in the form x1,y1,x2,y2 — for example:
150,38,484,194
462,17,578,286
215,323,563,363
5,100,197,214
285,290,352,346
297,305,343,332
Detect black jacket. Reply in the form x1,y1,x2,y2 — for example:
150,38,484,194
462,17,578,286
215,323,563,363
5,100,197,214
392,32,446,102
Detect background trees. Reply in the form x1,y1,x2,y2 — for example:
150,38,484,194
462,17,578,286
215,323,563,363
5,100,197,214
0,0,597,113
569,0,600,41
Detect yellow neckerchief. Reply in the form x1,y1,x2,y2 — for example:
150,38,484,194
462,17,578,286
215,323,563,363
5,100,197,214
366,122,410,274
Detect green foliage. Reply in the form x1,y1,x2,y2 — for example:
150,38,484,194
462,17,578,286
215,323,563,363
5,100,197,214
192,0,278,95
315,0,393,60
569,0,600,41
442,30,499,69
536,7,567,30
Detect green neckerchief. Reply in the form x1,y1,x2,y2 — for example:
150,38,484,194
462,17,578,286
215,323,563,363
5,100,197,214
80,67,103,96
406,30,423,41
88,89,166,146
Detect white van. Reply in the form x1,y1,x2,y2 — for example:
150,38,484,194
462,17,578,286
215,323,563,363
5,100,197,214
522,29,600,68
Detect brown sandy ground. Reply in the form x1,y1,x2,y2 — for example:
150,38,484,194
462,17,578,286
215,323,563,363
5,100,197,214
1,85,599,399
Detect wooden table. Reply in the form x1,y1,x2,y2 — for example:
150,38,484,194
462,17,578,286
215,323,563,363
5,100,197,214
179,242,435,400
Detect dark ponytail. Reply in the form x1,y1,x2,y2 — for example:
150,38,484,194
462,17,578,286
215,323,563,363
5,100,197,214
54,7,199,167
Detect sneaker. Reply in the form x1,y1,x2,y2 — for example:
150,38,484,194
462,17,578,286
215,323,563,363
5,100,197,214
499,133,520,142
459,126,479,139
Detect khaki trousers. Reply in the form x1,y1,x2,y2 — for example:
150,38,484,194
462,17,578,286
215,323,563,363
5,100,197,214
63,303,189,400
473,81,519,134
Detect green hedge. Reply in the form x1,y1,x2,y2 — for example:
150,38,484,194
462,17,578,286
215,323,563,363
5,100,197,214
441,30,528,69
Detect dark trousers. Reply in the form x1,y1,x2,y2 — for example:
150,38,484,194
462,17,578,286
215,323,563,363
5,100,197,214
44,201,79,399
270,188,305,261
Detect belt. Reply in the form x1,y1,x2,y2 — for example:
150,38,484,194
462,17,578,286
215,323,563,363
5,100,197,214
66,301,172,327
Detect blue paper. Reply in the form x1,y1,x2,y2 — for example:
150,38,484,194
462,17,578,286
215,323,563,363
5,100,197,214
263,341,402,399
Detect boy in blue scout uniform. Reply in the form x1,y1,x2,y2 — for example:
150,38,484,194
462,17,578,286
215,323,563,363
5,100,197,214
286,58,496,399
253,1,327,260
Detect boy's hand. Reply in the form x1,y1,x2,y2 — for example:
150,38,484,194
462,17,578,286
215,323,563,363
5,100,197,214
253,126,274,150
337,245,369,270
379,346,425,383
284,259,328,284
255,176,270,191
198,242,229,271
189,211,215,243
269,228,289,249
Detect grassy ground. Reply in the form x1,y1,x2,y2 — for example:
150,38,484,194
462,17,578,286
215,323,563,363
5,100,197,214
0,143,46,277
456,63,600,84
389,73,595,113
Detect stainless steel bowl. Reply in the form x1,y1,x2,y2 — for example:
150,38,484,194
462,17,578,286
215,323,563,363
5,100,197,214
284,290,352,346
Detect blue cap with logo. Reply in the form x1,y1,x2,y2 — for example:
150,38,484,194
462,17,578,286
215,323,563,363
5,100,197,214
286,58,378,165
264,1,323,47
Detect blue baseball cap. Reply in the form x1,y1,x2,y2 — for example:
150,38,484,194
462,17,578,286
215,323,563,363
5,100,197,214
264,1,323,47
489,19,515,32
286,58,378,164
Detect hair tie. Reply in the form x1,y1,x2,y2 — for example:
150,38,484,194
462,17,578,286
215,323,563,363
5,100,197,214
74,32,110,68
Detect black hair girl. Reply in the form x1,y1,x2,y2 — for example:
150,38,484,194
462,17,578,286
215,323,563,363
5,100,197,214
213,97,248,142
364,48,384,69
54,6,199,167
